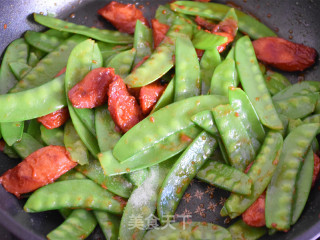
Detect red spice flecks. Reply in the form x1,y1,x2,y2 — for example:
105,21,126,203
150,116,155,123
234,112,239,117
4,24,7,29
180,133,192,142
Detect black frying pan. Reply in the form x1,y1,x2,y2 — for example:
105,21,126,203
0,0,320,239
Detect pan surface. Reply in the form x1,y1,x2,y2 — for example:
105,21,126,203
0,0,320,239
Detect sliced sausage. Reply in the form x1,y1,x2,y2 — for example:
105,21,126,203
37,107,69,129
242,193,266,227
151,19,170,49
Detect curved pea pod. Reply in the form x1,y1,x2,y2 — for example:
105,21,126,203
212,104,256,171
11,35,87,92
174,36,200,101
264,70,291,96
97,42,132,62
94,211,120,240
315,97,320,114
0,38,29,94
58,169,87,182
157,131,217,224
1,122,24,146
9,62,32,80
235,36,283,130
124,16,193,88
113,95,227,162
303,114,320,124
76,155,133,198
27,52,39,67
210,58,237,96
291,149,314,225
228,219,267,240
274,93,318,119
272,81,320,101
200,48,221,94
126,168,148,187
288,118,303,133
151,78,174,114
278,114,289,137
73,108,96,136
12,133,44,159
228,87,265,145
144,222,231,240
196,159,252,195
155,5,177,26
45,29,71,39
170,1,276,40
191,110,218,136
34,13,133,44
133,20,152,65
24,179,124,214
40,125,64,146
224,131,283,219
265,123,320,231
47,209,97,240
192,29,228,50
64,120,89,165
24,30,62,52
106,48,136,78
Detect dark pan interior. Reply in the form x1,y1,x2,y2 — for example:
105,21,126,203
0,0,320,239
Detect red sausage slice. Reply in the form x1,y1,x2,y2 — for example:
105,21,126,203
0,146,77,198
151,19,170,49
37,107,70,129
312,153,320,187
242,193,266,227
194,16,216,32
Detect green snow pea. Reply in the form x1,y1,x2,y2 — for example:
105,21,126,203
228,219,266,240
107,48,136,78
12,132,44,158
64,120,89,165
114,95,227,162
45,29,71,39
144,222,231,240
58,169,87,182
94,211,120,240
272,81,320,101
157,131,217,224
76,155,133,198
124,16,193,87
34,13,133,44
1,122,24,146
27,52,39,67
126,168,149,187
265,123,320,231
133,20,153,66
11,35,87,92
24,30,62,52
9,62,31,80
264,70,291,96
196,159,252,195
155,5,177,26
200,48,221,94
224,131,283,218
210,58,237,96
191,110,218,136
0,38,29,94
315,97,320,114
58,208,73,219
24,179,124,214
192,29,227,50
291,149,314,225
40,125,64,146
228,87,265,145
303,114,320,124
170,1,277,39
3,144,19,159
235,36,283,130
278,114,289,137
74,108,96,136
212,104,256,171
174,36,200,101
97,42,132,61
151,78,174,114
218,138,230,165
47,209,97,240
288,118,303,133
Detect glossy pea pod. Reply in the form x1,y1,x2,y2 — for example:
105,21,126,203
58,169,87,182
196,159,252,195
12,132,44,159
228,219,267,240
73,108,96,136
94,211,120,240
155,4,177,26
157,131,217,224
11,35,87,92
97,42,132,62
27,52,40,67
76,155,133,198
1,122,24,146
151,78,174,114
34,13,133,44
191,110,218,136
106,48,136,78
44,29,71,39
192,29,228,50
303,114,320,124
24,179,124,214
3,144,19,159
40,125,64,146
235,36,283,130
265,123,320,231
125,168,148,187
174,36,200,101
47,209,97,240
264,70,291,96
170,1,277,39
24,30,63,52
133,20,153,65
212,104,256,171
124,16,193,88
223,131,283,218
288,118,303,133
9,62,32,80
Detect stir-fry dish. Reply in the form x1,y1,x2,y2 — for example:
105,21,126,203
0,1,319,239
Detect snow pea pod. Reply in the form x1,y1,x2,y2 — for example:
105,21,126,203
157,131,217,224
212,104,256,171
235,36,283,130
24,30,62,52
27,52,39,67
106,48,136,78
224,131,283,218
1,122,24,146
97,42,132,61
174,36,200,101
192,29,228,50
114,95,227,162
264,70,291,96
58,169,87,182
210,58,237,96
24,179,124,214
170,1,277,39
126,169,148,187
265,123,320,231
40,125,64,146
288,118,303,133
303,114,320,124
12,132,43,158
315,97,320,114
144,222,231,240
196,159,252,195
155,4,177,26
94,211,120,240
34,13,133,44
11,35,87,92
0,38,29,94
45,29,71,39
76,155,133,198
9,62,31,80
124,16,193,87
191,110,218,136
47,209,97,240
200,48,221,94
133,20,152,65
228,219,266,240
74,108,96,136
151,78,174,114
